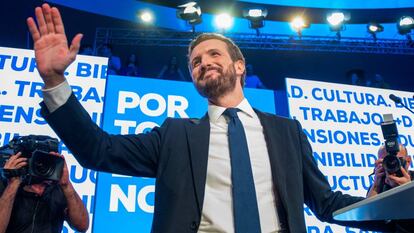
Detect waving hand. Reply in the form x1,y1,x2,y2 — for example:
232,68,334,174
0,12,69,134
27,4,82,88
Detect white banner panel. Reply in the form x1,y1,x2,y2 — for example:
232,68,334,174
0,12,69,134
286,78,414,233
0,46,107,233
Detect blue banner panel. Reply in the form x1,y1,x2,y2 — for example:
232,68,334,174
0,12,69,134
94,75,276,232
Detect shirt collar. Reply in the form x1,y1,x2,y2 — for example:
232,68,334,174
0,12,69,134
208,98,256,123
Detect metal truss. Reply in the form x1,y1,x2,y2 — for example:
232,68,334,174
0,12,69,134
94,28,414,55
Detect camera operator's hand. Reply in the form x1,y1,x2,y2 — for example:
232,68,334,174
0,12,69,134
26,4,82,89
373,159,385,189
48,152,89,231
367,158,386,197
3,153,27,185
386,166,411,187
0,152,28,233
48,152,69,187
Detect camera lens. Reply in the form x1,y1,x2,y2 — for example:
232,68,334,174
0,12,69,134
32,155,55,177
382,155,401,174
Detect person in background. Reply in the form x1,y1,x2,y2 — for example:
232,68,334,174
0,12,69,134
158,56,186,81
98,43,121,75
0,152,89,233
371,74,391,89
367,144,412,197
244,64,266,89
79,44,93,56
121,53,140,77
367,144,413,233
346,68,366,86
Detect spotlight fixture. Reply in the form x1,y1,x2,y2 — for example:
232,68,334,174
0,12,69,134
397,16,414,35
243,8,267,34
367,23,384,41
290,16,310,39
177,2,202,26
327,12,349,30
368,23,384,33
327,12,350,40
139,10,154,24
214,13,234,32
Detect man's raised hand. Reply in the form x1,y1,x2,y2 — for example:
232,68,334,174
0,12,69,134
27,4,82,88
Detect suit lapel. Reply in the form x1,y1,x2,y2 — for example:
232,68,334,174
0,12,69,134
185,114,210,215
255,110,289,228
255,110,286,192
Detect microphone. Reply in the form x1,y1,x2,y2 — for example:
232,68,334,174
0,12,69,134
389,94,402,104
389,94,414,114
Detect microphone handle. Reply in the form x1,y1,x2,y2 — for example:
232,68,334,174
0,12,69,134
394,96,414,115
402,105,414,115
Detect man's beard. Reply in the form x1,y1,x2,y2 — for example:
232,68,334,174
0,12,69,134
193,63,238,100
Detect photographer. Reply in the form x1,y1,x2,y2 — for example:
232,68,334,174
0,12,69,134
0,152,89,233
367,144,414,233
367,144,413,198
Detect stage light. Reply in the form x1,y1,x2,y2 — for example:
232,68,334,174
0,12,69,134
139,11,154,23
327,12,345,27
291,17,306,30
397,16,414,35
243,8,267,31
290,16,310,39
400,16,414,26
214,13,234,31
248,9,265,18
177,2,202,26
368,23,384,33
367,23,384,41
327,12,349,40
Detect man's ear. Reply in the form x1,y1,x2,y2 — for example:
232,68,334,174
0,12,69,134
234,60,245,77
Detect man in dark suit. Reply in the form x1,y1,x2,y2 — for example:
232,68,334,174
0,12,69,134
27,4,396,233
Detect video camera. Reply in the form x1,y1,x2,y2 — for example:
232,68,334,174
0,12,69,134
379,114,406,192
0,135,64,184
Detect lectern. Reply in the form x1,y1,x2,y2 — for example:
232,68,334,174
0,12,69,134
333,181,414,221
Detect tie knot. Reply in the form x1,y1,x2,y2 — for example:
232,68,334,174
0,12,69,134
224,108,239,119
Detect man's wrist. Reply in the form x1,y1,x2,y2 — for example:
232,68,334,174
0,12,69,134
42,80,72,113
42,74,66,89
6,179,21,191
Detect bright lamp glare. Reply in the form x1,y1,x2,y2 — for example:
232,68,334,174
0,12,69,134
248,9,263,18
400,16,414,26
327,12,345,26
291,17,306,31
369,25,378,32
180,2,201,15
215,13,233,30
140,11,153,23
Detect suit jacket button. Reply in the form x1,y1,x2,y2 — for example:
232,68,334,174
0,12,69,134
190,221,198,230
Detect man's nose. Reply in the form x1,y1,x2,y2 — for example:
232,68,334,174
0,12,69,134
200,56,213,69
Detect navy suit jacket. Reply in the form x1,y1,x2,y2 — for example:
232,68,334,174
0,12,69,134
41,94,394,233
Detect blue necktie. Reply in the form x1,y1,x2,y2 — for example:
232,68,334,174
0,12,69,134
224,108,261,233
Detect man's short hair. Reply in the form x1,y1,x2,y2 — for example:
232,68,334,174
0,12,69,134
188,33,246,86
378,144,408,158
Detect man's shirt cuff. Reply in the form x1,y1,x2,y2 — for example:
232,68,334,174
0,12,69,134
42,80,72,113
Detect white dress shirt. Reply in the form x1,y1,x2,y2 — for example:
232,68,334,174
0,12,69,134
42,83,280,233
198,99,280,233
